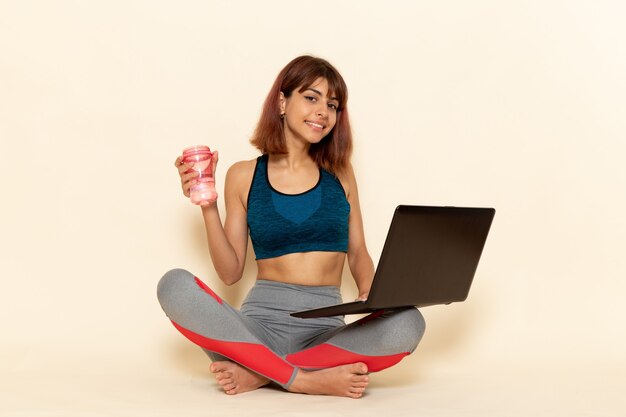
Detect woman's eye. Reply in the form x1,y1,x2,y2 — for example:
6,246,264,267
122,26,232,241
328,103,338,110
305,96,316,102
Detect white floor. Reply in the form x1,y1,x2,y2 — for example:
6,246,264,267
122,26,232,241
2,354,623,417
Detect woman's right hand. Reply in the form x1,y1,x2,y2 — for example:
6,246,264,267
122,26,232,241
174,150,219,199
174,156,198,198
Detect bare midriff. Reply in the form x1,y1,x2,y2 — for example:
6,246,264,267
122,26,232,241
256,251,346,287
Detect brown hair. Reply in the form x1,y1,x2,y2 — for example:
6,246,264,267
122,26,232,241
250,56,353,174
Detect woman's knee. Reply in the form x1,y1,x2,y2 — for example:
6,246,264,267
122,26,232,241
391,307,426,353
156,268,195,311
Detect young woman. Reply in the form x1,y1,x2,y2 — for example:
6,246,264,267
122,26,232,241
157,56,425,399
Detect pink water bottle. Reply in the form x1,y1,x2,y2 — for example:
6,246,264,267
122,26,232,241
182,145,218,206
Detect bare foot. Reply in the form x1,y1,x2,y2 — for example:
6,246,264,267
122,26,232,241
209,361,270,395
288,362,370,399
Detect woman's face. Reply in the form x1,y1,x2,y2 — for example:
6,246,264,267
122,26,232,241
280,77,339,145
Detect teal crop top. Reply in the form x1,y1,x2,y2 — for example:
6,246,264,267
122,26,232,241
246,155,350,260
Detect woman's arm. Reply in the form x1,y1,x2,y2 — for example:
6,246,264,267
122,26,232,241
200,161,252,285
341,163,375,300
176,154,251,286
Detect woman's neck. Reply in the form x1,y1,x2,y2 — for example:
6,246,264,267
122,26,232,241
269,152,316,171
277,136,314,170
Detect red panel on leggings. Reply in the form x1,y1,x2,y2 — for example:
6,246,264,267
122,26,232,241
171,321,294,385
194,277,223,304
286,343,409,372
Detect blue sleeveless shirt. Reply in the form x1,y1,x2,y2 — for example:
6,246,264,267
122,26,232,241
246,155,350,260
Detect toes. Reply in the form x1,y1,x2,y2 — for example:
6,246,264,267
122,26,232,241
224,383,238,394
355,362,369,374
218,377,234,387
346,362,368,375
351,374,369,383
349,385,366,398
210,361,230,373
348,390,364,399
215,371,232,382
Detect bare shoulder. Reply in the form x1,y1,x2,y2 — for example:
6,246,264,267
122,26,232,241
225,158,259,204
336,162,356,199
227,158,258,182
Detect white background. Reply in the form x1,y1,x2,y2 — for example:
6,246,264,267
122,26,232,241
1,1,624,415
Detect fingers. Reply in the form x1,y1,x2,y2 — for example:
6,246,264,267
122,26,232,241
180,170,198,186
175,157,194,174
211,150,219,177
180,176,197,198
175,156,197,198
175,150,219,199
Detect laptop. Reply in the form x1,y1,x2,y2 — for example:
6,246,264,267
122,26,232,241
291,205,495,318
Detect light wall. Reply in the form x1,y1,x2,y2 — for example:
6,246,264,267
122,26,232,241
1,0,625,382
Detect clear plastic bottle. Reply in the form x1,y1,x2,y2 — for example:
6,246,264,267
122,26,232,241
182,145,218,206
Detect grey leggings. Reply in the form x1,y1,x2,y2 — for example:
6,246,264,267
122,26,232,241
157,268,425,388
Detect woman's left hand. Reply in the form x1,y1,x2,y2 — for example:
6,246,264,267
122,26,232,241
355,292,369,302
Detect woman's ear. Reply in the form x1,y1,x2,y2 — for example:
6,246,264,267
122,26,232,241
279,91,286,115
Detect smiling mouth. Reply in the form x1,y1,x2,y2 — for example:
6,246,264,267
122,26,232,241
305,121,325,130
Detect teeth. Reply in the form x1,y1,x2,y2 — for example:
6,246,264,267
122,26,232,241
306,121,324,129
